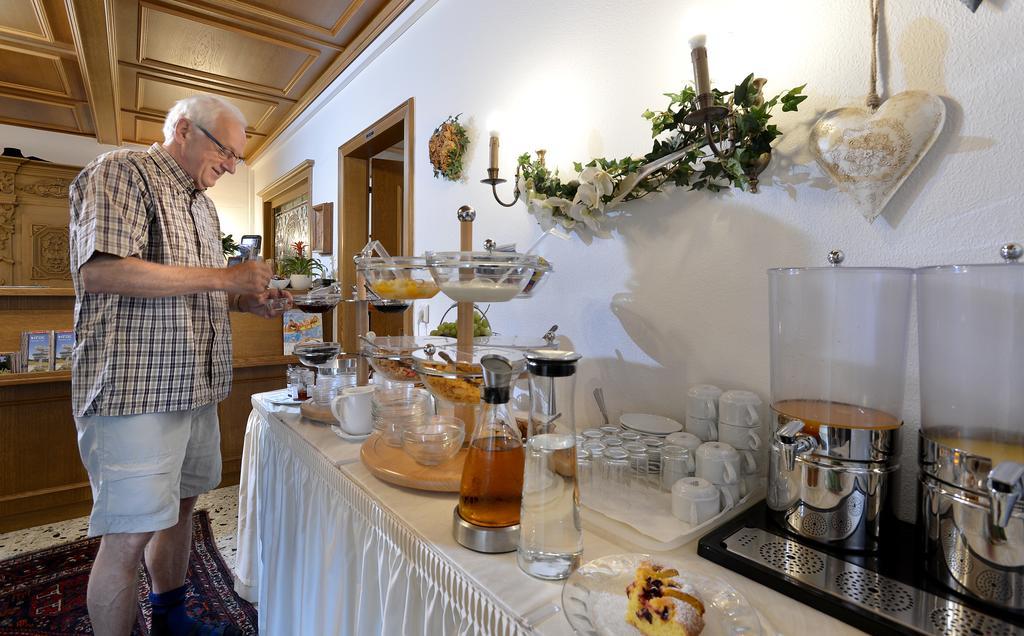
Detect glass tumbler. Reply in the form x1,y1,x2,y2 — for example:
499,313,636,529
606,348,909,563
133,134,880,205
603,448,629,507
623,442,650,495
661,445,694,491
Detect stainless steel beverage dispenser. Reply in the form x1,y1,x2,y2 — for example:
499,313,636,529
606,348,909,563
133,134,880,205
767,251,913,551
918,243,1024,611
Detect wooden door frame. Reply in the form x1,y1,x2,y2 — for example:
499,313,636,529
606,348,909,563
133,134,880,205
337,98,415,352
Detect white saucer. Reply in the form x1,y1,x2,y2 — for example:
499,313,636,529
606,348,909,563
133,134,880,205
265,390,302,406
619,413,683,436
331,426,372,442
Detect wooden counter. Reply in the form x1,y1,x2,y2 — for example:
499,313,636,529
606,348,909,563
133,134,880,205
0,291,305,532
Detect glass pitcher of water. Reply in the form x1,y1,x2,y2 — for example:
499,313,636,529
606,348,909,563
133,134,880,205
517,349,583,580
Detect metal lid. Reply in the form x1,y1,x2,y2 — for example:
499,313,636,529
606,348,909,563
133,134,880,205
525,349,580,377
480,354,516,390
916,242,1024,275
769,249,913,275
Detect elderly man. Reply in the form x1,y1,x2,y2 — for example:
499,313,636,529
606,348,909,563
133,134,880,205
69,94,288,636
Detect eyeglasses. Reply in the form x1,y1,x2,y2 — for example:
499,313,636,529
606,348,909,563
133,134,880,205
193,122,245,166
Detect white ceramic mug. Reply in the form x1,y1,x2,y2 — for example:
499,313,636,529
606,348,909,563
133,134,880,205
718,389,762,428
330,385,376,435
685,415,718,442
718,482,741,511
696,442,741,485
671,477,721,525
686,384,722,420
736,449,761,475
718,420,762,452
665,431,703,456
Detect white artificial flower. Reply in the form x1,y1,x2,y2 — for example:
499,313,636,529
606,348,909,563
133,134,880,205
580,166,613,196
573,182,599,209
527,198,557,232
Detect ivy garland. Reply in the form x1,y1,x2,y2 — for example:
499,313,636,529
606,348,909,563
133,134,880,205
516,75,807,237
428,114,470,181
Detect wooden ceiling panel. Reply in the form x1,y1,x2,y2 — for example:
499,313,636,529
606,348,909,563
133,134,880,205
134,74,278,130
138,4,319,94
0,93,81,132
0,0,414,159
0,45,71,97
0,0,52,43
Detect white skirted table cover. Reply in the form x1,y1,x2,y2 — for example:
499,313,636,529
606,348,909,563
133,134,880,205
237,393,864,635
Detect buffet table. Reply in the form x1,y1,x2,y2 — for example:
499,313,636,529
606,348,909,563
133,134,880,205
237,392,864,635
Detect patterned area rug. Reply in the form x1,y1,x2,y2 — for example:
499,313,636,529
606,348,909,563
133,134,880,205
0,510,257,635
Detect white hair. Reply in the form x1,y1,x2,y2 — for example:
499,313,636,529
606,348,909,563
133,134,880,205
162,94,247,144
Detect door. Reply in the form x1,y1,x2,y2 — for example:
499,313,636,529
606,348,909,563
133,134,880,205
369,158,404,336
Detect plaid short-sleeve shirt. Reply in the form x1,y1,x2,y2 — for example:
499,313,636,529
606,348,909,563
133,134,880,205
68,143,232,417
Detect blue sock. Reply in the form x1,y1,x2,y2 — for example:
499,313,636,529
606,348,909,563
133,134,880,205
149,585,241,636
149,585,196,635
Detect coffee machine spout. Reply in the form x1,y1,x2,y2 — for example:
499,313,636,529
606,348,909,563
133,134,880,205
775,420,817,471
986,462,1024,528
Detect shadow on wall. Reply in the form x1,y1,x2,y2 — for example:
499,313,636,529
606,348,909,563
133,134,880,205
573,193,811,422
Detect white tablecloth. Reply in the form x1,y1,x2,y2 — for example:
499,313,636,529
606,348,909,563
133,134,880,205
236,393,864,635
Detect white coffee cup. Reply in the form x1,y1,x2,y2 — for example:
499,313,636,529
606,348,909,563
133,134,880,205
718,482,741,511
718,389,762,428
696,442,741,485
666,431,703,456
686,384,722,420
671,477,721,525
736,449,761,475
685,415,718,442
718,420,762,452
330,385,376,435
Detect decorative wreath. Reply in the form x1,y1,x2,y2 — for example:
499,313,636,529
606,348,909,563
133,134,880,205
428,114,470,181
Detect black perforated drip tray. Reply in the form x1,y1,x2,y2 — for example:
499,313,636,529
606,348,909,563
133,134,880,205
698,503,1024,636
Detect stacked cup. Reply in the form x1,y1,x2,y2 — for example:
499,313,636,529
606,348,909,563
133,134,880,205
685,384,721,442
695,442,743,512
716,390,763,496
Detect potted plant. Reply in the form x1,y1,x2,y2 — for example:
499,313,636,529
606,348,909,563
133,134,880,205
279,241,324,291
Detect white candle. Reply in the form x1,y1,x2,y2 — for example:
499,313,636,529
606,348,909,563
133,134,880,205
488,131,500,172
689,33,711,98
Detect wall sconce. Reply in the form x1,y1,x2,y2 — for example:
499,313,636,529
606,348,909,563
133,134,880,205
481,127,546,207
684,35,736,162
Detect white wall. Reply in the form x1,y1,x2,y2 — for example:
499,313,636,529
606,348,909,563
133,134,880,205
251,0,1024,520
0,123,254,239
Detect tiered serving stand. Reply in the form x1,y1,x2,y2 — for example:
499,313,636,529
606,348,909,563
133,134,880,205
349,205,552,491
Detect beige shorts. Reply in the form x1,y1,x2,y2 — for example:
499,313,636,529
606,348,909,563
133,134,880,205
74,403,222,537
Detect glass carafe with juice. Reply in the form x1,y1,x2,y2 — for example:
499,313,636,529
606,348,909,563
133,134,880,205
518,350,583,580
457,353,525,528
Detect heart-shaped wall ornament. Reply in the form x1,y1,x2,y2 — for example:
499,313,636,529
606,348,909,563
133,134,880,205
809,90,945,223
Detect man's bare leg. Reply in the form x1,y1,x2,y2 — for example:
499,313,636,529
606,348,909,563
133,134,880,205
88,530,154,636
146,497,197,592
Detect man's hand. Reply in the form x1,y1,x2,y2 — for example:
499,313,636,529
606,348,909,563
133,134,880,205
238,288,293,318
221,260,273,296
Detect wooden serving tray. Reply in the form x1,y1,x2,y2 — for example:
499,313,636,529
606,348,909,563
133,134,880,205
300,399,336,424
359,432,465,492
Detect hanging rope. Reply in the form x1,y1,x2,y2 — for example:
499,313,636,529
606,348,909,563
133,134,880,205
867,0,882,110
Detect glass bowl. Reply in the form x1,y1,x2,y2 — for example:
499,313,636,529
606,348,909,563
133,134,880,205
362,336,449,383
426,252,537,303
293,341,341,367
356,256,440,300
412,345,526,405
402,416,465,465
517,256,553,298
290,293,342,314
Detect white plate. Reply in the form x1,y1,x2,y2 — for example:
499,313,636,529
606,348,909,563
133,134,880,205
265,390,302,406
331,426,372,442
619,413,683,436
562,553,761,635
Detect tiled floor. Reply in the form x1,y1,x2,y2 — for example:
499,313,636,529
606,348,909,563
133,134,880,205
0,485,240,573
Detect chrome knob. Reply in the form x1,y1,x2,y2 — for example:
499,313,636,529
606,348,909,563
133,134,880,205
542,324,559,346
457,205,476,222
987,461,1024,528
1001,243,1022,262
775,420,817,471
827,250,845,266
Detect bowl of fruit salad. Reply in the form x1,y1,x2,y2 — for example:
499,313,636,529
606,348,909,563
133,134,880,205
355,256,440,300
